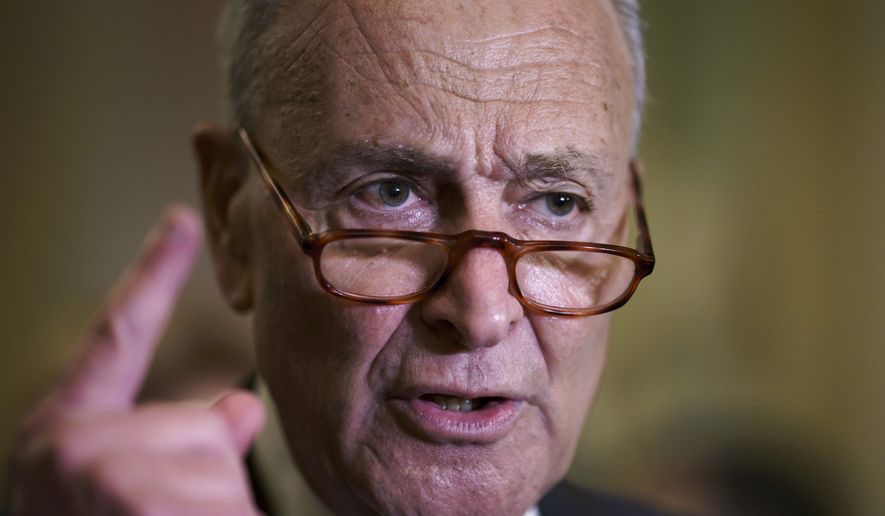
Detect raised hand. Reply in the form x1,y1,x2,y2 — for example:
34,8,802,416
7,206,265,516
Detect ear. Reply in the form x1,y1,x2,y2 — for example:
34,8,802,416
192,123,254,312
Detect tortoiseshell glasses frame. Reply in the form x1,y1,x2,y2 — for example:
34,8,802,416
238,128,655,317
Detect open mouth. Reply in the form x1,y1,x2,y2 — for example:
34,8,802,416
419,394,507,412
389,392,525,443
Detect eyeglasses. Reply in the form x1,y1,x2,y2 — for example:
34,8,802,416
238,128,655,317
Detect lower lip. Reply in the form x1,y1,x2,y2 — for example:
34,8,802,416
388,397,525,444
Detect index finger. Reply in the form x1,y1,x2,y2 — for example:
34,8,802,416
48,205,203,414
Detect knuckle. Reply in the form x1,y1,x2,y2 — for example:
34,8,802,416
8,401,249,515
203,410,233,440
186,406,232,443
7,416,92,491
90,308,136,349
85,454,124,492
195,415,237,457
14,397,67,447
139,403,234,454
50,420,93,473
84,452,151,508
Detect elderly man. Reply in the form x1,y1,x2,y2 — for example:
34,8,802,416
9,0,658,514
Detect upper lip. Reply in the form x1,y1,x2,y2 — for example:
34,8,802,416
391,384,524,401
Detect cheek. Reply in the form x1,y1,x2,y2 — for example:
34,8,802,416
533,313,610,438
249,215,411,457
253,261,407,414
251,206,405,381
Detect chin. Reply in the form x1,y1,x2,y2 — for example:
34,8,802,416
313,417,562,516
355,459,546,516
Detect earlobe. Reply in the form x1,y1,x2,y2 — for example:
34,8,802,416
192,123,254,312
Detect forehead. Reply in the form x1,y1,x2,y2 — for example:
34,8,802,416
253,0,633,172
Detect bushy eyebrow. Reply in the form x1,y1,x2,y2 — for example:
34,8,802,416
325,142,456,176
291,142,455,201
515,147,611,185
299,142,610,198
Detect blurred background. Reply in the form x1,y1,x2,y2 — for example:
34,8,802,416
1,1,882,514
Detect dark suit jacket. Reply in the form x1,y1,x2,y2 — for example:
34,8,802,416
538,481,671,516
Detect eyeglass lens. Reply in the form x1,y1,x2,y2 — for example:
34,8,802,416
515,250,635,310
318,236,635,310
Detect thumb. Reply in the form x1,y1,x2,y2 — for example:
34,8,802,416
212,390,266,456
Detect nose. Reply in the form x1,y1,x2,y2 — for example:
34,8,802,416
419,246,524,350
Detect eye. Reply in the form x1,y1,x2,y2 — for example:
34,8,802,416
378,181,411,207
350,178,423,213
545,192,576,217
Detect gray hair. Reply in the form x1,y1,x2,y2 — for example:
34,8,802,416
611,0,645,155
218,0,645,155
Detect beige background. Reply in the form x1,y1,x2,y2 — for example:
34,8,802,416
1,1,882,514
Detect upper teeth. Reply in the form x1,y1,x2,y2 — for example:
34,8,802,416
431,394,475,412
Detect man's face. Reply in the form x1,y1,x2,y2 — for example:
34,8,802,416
233,0,633,513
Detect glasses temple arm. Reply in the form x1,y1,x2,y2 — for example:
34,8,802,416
630,161,655,259
237,128,313,242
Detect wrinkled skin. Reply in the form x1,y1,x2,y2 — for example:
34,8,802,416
7,0,636,515
203,0,636,514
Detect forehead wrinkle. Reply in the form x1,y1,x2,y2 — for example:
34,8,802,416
407,53,602,106
332,36,606,107
255,2,609,136
394,26,604,73
323,1,617,108
434,27,603,76
259,0,628,113
251,2,337,119
326,141,456,175
255,0,632,189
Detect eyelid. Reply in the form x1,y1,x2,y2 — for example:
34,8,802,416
340,172,427,197
345,175,433,217
516,176,591,192
525,191,593,214
516,179,596,212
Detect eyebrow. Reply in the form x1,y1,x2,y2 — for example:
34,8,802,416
327,142,456,176
295,141,610,197
515,147,611,186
